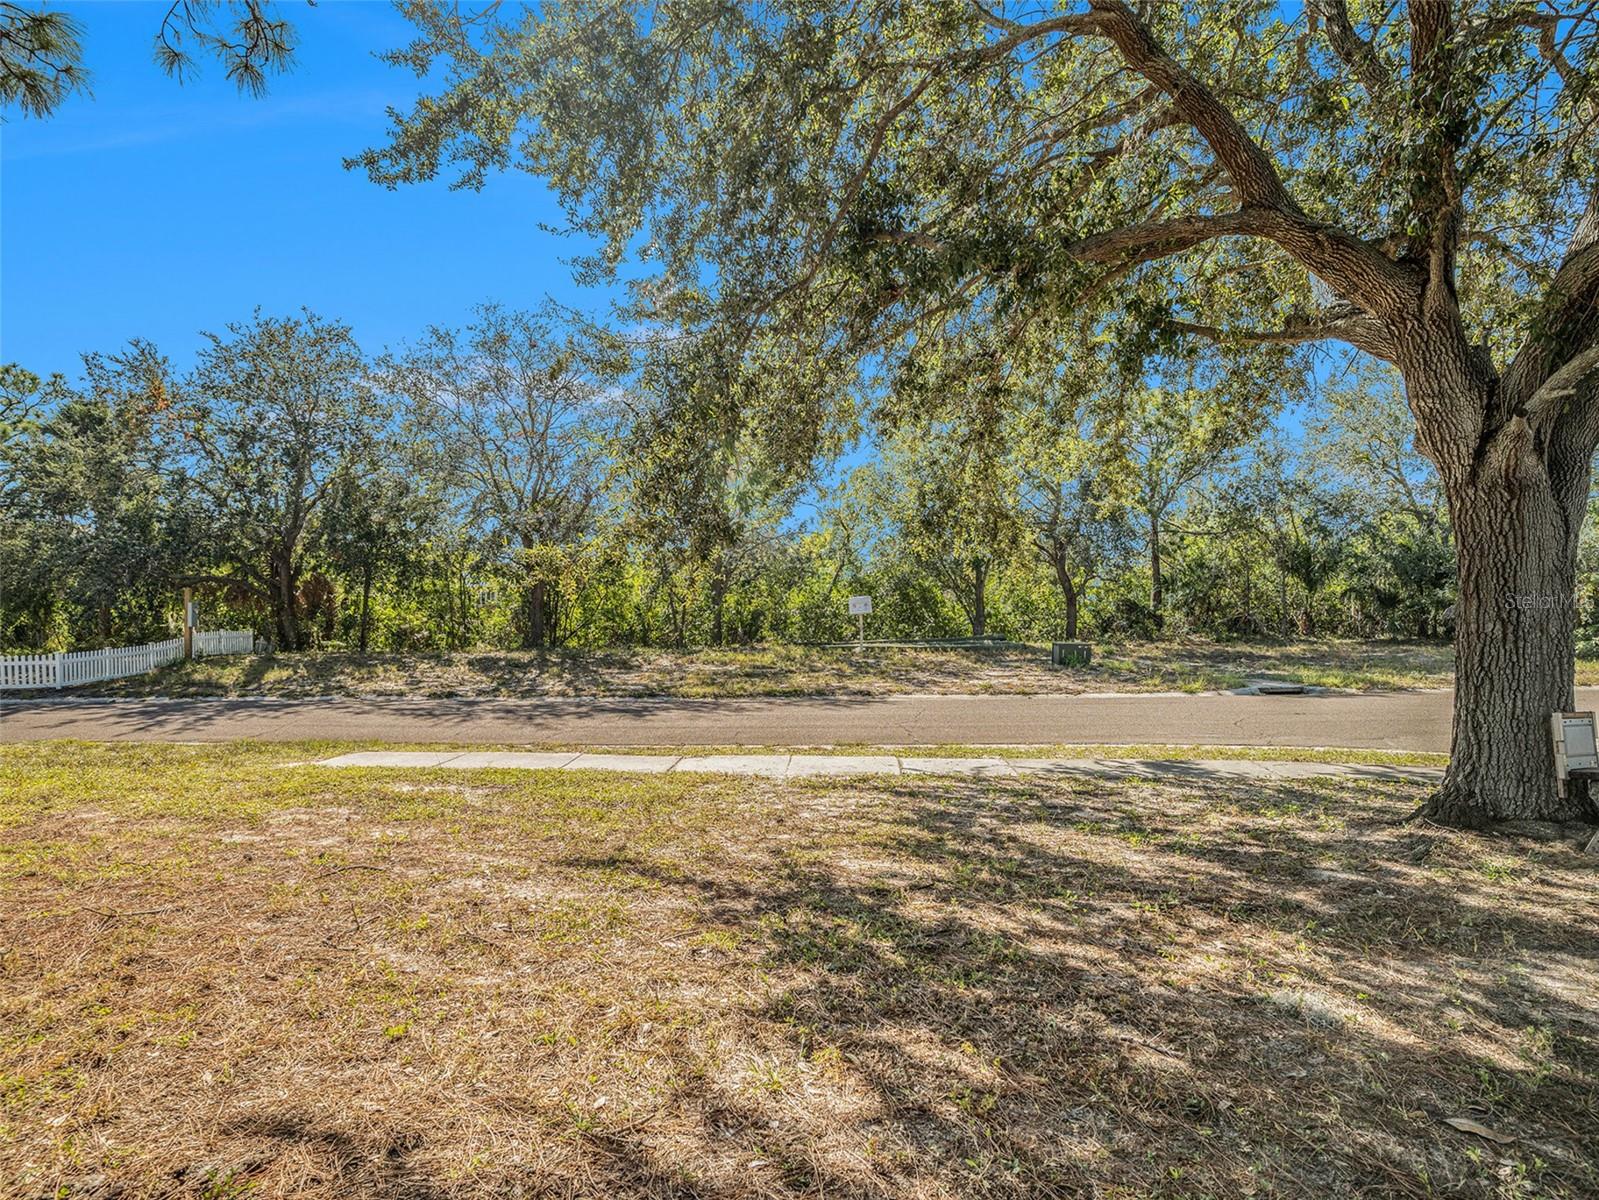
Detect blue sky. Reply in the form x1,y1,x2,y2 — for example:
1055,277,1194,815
2,0,604,380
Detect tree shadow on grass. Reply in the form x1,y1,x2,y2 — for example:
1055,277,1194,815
537,774,1599,1199
30,771,1592,1199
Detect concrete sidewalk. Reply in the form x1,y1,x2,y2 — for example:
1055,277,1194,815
316,749,1441,784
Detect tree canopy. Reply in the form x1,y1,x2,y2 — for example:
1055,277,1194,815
357,1,1593,381
352,0,1599,824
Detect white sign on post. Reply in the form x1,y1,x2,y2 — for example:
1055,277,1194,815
848,595,872,648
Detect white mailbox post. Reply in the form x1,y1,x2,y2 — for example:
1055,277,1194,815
848,595,872,648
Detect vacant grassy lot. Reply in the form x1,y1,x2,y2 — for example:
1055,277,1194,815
3,743,1595,1199
63,639,1482,699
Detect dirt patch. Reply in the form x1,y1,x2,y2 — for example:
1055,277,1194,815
51,638,1471,701
2,742,1595,1198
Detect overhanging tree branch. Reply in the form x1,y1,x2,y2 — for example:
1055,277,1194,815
1075,0,1420,315
1503,190,1599,410
1527,344,1599,416
1309,0,1393,96
1064,208,1268,265
1406,0,1467,314
1164,305,1395,359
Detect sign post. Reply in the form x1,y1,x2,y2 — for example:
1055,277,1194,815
182,587,195,660
847,595,872,648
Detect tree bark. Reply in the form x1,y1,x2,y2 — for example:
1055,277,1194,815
1048,550,1080,640
522,580,547,649
1426,462,1593,825
1392,315,1599,827
358,562,373,655
271,550,302,650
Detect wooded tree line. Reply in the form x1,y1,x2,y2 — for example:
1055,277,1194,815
1,309,1492,655
342,0,1599,828
7,0,1598,827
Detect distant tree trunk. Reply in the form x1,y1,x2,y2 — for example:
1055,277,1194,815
1048,550,1080,640
271,549,302,650
667,580,690,647
710,572,728,646
970,558,988,638
319,578,337,642
358,561,374,655
522,580,547,649
1148,511,1163,615
442,573,455,652
1241,558,1255,634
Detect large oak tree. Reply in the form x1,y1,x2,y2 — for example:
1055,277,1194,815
381,304,623,648
356,0,1599,827
178,311,383,651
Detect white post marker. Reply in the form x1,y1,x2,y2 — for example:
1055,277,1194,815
848,595,872,648
182,587,195,660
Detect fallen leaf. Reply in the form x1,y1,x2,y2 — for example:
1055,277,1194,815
1441,1116,1515,1145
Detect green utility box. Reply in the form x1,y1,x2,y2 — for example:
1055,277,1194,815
1051,642,1092,667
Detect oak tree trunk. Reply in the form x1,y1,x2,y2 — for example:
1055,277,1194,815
1404,336,1598,827
272,551,302,651
1428,468,1591,825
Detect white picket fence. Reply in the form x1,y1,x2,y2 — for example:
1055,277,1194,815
0,630,256,691
194,630,255,657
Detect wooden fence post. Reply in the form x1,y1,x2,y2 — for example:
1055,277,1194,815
183,587,194,660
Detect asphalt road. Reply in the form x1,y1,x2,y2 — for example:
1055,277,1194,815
5,687,1571,751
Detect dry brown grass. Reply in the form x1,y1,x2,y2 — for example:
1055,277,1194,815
64,638,1469,701
2,742,1596,1198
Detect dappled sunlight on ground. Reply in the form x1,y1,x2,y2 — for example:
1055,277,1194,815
56,638,1478,700
1,741,1595,1197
